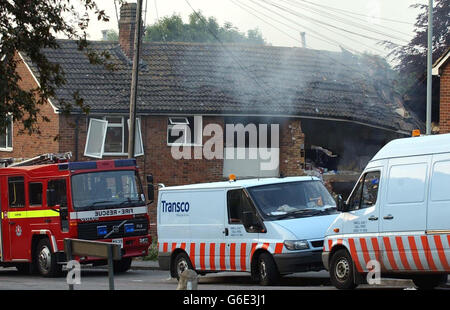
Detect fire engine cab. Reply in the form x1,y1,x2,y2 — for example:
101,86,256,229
0,157,151,276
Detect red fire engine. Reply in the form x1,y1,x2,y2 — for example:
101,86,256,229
0,156,152,276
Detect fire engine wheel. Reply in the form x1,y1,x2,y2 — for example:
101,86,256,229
172,252,193,280
113,257,132,273
329,249,357,290
257,252,279,286
35,238,62,277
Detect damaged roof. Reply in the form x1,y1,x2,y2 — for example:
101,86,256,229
22,39,423,134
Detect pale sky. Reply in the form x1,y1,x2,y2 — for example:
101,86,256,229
80,0,426,57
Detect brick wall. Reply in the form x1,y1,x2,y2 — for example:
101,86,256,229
0,54,59,160
440,62,450,133
279,118,305,176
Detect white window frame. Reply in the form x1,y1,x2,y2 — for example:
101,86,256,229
167,116,202,146
84,118,108,159
0,115,13,151
85,115,144,158
127,118,144,157
103,116,127,156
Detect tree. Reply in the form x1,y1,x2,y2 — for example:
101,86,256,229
142,12,266,45
0,0,112,134
381,0,449,121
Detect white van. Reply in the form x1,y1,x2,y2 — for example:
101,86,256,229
157,176,338,285
322,134,450,289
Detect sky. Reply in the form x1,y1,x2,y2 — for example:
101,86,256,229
79,0,426,57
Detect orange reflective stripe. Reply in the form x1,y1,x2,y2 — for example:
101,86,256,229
371,237,381,263
348,238,363,272
190,243,196,269
240,243,247,271
220,243,226,270
408,236,424,270
421,236,437,271
359,238,371,266
230,243,236,271
433,235,450,271
199,243,206,270
383,237,399,270
395,236,411,270
274,243,283,254
163,242,168,253
210,243,216,271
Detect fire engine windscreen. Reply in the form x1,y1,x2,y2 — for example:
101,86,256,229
71,170,144,210
247,181,337,220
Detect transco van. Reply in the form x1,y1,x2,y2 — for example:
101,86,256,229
322,133,450,289
157,176,338,285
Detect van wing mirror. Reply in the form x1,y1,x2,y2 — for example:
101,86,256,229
147,184,155,203
336,195,348,212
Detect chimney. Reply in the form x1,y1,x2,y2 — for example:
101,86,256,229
119,2,139,58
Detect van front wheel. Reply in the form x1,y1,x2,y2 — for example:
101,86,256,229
329,249,357,290
172,252,193,280
257,253,279,286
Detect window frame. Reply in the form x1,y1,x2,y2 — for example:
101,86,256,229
29,182,44,207
8,176,26,208
85,115,144,158
166,116,202,147
0,115,13,151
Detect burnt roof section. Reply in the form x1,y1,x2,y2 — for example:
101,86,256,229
23,39,423,134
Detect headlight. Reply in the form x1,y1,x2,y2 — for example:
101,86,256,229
284,240,310,251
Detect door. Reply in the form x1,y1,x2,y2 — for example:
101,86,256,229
381,156,430,272
343,168,383,272
7,176,29,260
223,189,261,272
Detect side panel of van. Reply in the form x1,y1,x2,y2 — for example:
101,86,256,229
382,155,430,233
158,189,226,271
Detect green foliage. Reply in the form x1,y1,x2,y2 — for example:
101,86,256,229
143,12,266,45
0,0,114,134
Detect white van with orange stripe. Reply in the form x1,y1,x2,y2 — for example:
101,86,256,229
322,133,450,289
157,176,338,285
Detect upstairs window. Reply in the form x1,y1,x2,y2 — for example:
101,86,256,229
85,116,144,158
0,116,13,151
167,116,202,146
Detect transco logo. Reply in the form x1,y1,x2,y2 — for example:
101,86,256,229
161,200,190,213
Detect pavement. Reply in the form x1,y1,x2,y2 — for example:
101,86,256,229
130,259,450,289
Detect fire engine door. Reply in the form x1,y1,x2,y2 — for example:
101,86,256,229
7,176,29,260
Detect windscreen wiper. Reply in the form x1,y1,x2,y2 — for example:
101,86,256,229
275,209,322,219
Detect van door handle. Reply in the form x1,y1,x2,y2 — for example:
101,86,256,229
223,228,229,236
383,215,394,220
368,216,378,221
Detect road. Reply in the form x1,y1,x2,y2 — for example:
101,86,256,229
1,265,447,290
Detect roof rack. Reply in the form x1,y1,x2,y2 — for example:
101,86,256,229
5,152,72,167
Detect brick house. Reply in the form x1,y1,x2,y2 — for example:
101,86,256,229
4,3,421,236
433,47,450,133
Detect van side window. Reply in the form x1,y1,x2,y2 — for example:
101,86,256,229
29,182,43,206
48,179,67,206
8,176,25,208
348,171,380,211
227,189,254,224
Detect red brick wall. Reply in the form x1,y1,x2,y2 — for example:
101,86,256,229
279,119,305,176
0,54,59,160
440,62,450,133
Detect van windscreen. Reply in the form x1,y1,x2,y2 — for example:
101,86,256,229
247,181,337,220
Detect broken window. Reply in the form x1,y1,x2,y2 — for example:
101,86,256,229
85,116,144,158
167,116,202,146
